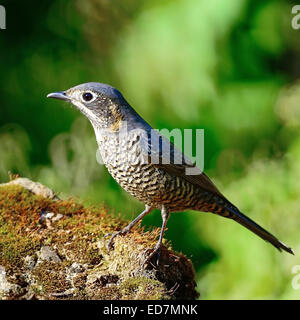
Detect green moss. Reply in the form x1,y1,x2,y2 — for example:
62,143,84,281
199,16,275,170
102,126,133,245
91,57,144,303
120,277,169,300
0,184,112,268
0,181,199,300
32,261,71,295
0,236,39,271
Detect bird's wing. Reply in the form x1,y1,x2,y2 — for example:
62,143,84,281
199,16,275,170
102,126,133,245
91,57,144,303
137,128,228,200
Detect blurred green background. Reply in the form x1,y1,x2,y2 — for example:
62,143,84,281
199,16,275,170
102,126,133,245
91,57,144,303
0,0,300,299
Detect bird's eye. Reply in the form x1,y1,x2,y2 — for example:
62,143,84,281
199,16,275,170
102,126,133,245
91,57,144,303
82,92,94,102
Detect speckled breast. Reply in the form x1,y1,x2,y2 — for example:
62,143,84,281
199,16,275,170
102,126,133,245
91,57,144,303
96,132,164,207
96,132,217,212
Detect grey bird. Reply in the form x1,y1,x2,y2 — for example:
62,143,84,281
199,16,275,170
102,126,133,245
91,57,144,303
47,82,293,264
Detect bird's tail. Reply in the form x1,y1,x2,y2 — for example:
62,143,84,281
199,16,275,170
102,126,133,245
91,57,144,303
222,205,294,255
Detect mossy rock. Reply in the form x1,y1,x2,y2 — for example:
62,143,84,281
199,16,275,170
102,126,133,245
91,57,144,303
0,178,199,300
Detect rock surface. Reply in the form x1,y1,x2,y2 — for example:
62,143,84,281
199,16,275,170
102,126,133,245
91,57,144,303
0,178,57,199
0,178,199,300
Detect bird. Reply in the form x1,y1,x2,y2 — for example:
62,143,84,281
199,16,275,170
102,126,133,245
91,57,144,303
47,82,294,264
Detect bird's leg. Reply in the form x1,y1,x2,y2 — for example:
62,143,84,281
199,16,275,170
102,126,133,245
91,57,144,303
143,206,170,267
104,205,153,251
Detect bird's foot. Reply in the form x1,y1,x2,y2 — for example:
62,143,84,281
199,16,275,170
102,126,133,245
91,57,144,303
103,228,129,251
142,245,162,268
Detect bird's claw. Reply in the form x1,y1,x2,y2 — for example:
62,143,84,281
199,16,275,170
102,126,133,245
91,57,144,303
103,230,128,251
142,245,161,268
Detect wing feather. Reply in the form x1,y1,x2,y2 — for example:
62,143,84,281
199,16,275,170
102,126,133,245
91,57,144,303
137,128,228,201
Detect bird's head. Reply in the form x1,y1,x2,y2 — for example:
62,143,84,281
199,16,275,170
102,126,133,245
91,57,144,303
47,82,129,131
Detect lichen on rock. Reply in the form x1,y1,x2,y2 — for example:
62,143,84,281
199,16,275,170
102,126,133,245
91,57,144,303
0,178,199,300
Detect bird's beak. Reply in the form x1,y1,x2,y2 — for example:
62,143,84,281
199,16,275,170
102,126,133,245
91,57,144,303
47,91,70,101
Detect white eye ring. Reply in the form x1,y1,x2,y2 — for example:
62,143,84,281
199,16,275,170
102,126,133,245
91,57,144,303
80,91,96,103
